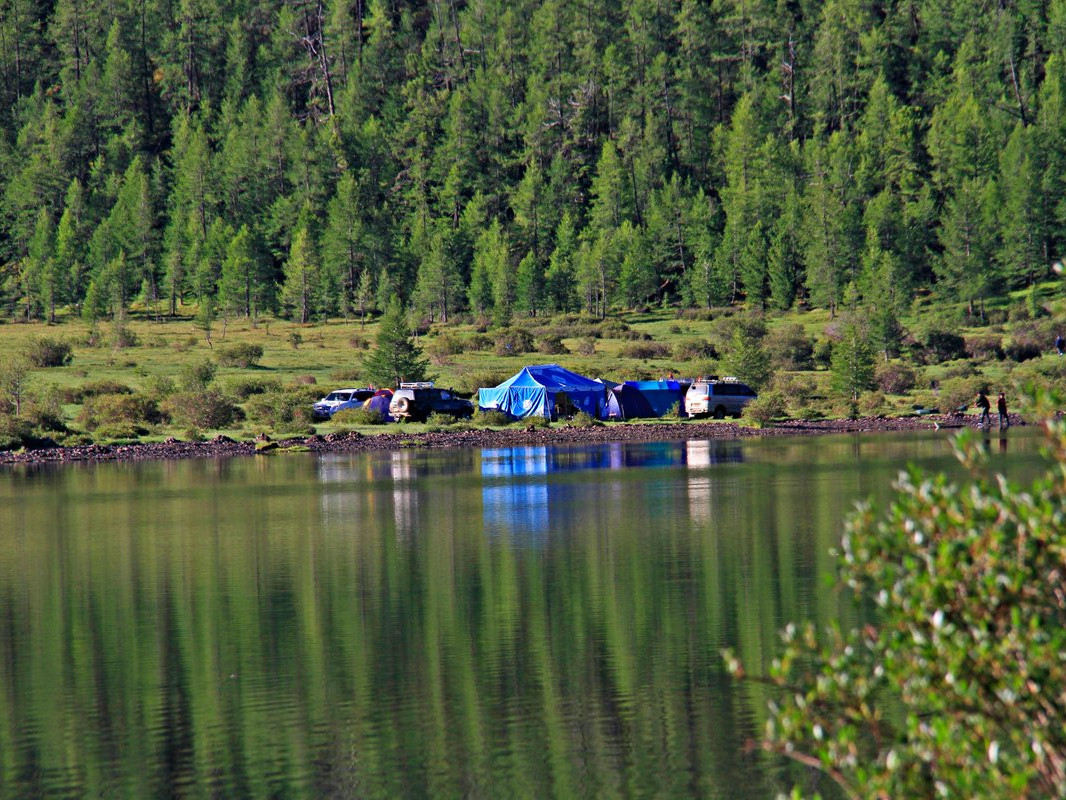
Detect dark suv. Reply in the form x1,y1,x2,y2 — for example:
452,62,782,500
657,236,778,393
389,382,474,422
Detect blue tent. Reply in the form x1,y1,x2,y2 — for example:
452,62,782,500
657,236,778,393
624,380,687,417
478,364,606,420
602,383,656,420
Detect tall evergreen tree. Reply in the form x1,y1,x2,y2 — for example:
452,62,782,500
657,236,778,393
362,299,430,388
280,227,321,323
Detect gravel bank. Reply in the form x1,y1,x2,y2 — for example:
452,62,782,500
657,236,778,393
0,413,1027,467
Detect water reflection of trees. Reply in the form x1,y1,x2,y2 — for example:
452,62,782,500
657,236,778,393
0,444,912,798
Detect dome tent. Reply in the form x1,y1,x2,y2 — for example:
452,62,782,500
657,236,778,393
363,388,394,421
478,364,606,420
602,383,656,420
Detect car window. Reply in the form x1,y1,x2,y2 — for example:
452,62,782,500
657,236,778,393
440,391,451,399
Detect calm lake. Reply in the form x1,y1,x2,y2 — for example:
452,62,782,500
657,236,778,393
0,430,1045,799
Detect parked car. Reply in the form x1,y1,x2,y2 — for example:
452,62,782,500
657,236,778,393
389,382,474,421
313,387,375,420
685,377,757,418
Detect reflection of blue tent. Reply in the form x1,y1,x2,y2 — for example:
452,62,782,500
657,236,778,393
478,364,605,419
602,383,656,420
624,380,686,417
481,447,549,537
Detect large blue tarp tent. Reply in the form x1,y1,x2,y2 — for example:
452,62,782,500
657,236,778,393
478,364,606,420
624,380,687,417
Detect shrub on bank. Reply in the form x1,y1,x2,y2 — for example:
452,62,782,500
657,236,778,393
859,390,887,416
620,341,670,359
216,343,264,368
63,380,134,403
473,409,511,426
225,377,281,399
918,330,967,364
142,375,177,400
0,414,34,450
743,390,786,427
162,389,240,430
965,335,1005,361
569,411,602,427
25,336,74,367
536,334,568,355
939,376,987,415
765,323,815,370
673,338,715,361
179,359,217,390
77,393,163,430
245,389,316,430
876,362,917,395
331,407,385,425
494,328,535,356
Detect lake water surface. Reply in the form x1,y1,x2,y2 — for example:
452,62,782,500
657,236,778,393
0,430,1045,798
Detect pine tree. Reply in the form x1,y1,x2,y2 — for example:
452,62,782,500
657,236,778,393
515,251,545,318
937,178,998,319
362,299,430,388
218,225,258,318
321,173,365,318
831,316,876,401
616,221,655,308
545,212,578,312
997,123,1044,288
280,227,321,323
22,207,55,320
413,227,462,324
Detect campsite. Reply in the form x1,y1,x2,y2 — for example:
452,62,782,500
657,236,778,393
316,364,708,425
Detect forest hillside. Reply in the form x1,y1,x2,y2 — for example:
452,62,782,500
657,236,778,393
3,0,1066,330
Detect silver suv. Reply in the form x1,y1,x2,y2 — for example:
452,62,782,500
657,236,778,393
313,388,375,420
685,377,757,418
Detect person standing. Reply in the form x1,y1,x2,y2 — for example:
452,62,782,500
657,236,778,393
1056,334,1065,356
997,391,1009,428
976,390,991,428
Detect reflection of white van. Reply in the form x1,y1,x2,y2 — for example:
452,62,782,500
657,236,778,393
685,377,757,418
313,388,375,419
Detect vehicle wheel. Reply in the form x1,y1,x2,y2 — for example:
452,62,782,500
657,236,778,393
713,405,726,419
394,398,410,414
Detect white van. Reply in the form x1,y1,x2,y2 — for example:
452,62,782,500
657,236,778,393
685,377,757,418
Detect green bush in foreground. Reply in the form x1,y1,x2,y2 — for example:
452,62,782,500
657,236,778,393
725,387,1066,799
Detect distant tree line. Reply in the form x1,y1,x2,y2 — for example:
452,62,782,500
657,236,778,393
2,0,1065,328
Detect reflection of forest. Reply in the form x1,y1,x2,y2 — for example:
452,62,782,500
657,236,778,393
0,436,1038,798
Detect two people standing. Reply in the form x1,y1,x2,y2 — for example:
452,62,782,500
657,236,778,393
976,390,1009,429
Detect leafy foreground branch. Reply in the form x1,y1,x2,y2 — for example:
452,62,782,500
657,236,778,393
725,387,1066,799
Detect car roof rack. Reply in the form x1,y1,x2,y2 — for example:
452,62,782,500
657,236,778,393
399,381,435,389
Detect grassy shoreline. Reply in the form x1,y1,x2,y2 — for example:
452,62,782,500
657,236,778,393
0,285,1063,452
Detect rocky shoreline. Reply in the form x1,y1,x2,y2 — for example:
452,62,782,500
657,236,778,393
0,413,1026,467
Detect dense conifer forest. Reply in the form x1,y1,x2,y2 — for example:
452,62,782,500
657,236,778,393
1,0,1064,328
